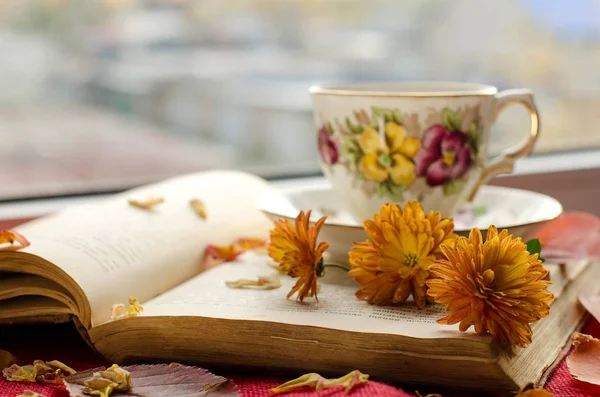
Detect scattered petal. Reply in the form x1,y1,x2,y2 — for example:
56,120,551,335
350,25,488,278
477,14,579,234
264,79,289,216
128,197,164,211
16,392,48,397
0,229,30,251
201,238,267,270
527,212,600,261
579,295,600,324
110,297,143,321
190,199,207,219
567,332,600,385
0,349,17,368
2,360,76,384
202,244,243,270
270,370,368,394
64,363,239,397
226,275,281,290
516,389,554,397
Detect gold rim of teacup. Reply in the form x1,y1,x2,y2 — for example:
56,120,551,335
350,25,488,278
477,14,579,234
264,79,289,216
309,81,498,97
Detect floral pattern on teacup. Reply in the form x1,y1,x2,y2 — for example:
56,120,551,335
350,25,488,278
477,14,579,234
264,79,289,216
319,106,483,200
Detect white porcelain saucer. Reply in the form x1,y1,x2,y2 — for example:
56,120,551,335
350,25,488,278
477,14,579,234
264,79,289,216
257,181,563,263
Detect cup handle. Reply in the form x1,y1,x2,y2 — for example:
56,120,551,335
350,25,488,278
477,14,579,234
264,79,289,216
466,89,540,201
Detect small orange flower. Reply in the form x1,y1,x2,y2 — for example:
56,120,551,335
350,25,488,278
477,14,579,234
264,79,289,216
427,226,554,348
268,211,328,302
349,201,455,308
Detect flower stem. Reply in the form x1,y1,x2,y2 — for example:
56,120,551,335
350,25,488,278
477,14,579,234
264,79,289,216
323,263,351,273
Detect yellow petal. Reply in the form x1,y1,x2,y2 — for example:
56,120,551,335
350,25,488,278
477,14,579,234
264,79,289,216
128,197,164,211
385,122,407,152
390,154,416,185
399,137,420,159
270,370,368,394
358,127,383,154
190,199,207,219
359,154,389,182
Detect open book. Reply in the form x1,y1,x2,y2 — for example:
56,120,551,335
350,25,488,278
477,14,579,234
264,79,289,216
0,170,596,391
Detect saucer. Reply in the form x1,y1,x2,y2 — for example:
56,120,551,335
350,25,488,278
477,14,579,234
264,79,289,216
257,181,563,263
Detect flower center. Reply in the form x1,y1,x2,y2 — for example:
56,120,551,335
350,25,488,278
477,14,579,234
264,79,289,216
402,253,419,267
378,152,391,167
443,151,456,166
315,257,325,277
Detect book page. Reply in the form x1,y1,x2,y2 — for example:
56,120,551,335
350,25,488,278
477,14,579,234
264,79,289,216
141,252,477,340
13,171,275,325
142,253,578,339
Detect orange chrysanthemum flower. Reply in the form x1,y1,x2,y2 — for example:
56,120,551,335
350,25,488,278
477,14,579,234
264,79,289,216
268,210,329,302
348,201,455,308
426,226,554,348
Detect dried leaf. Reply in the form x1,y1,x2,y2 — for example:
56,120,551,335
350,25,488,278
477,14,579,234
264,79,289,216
270,370,368,394
567,332,600,385
202,244,243,270
77,364,132,397
110,297,143,320
190,199,207,219
527,212,600,261
128,197,164,210
16,392,48,397
579,294,600,324
64,363,239,397
226,275,281,290
0,229,30,251
2,359,76,384
0,349,17,368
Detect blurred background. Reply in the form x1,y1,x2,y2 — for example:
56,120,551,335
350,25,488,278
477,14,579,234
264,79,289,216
1,0,599,200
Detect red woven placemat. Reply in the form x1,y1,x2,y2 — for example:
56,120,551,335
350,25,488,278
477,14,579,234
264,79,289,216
0,319,598,397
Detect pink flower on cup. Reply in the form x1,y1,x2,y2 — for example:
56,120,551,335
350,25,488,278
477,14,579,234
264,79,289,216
414,125,472,187
318,123,339,165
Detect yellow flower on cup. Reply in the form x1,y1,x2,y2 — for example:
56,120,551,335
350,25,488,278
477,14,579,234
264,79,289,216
357,121,420,185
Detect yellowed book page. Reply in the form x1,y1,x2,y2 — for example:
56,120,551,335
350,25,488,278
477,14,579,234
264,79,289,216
139,252,473,340
14,171,275,326
140,253,576,340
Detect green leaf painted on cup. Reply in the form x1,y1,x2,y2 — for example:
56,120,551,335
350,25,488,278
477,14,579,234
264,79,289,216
442,178,465,196
443,108,463,132
345,117,363,134
467,123,482,155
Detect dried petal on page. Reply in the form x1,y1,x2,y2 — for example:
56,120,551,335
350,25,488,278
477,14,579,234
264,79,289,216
235,238,267,250
190,199,207,219
202,244,243,270
110,303,126,320
0,349,17,368
127,297,143,317
0,229,30,251
567,332,600,385
110,297,143,321
128,197,165,210
2,360,76,384
226,275,281,290
64,363,239,397
270,370,369,394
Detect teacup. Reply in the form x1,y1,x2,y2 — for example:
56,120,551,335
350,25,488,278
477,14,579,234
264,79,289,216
310,81,539,219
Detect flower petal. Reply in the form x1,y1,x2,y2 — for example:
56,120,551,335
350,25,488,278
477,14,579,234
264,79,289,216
567,332,600,385
449,146,472,179
422,125,447,149
441,131,467,153
425,159,451,186
414,148,440,176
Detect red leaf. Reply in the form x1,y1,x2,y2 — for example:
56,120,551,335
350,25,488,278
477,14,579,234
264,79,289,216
527,212,600,261
64,363,239,396
567,332,600,385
